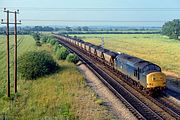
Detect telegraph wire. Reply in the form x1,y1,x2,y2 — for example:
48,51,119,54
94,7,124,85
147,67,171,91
21,19,167,23
1,7,180,11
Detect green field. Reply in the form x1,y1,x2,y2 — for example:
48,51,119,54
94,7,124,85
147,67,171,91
0,35,36,97
0,35,114,119
71,34,180,77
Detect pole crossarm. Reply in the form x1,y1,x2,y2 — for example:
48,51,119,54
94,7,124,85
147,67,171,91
3,8,19,14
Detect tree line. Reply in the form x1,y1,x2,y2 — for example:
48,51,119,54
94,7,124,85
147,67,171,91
0,26,90,35
1,19,180,40
0,26,160,35
58,31,160,34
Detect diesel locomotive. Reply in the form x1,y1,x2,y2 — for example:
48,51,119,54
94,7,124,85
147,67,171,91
55,34,166,94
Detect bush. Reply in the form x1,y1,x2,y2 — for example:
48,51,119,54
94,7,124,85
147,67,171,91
46,38,51,43
53,44,62,52
54,41,59,46
56,47,69,60
18,51,59,80
40,35,49,43
50,39,56,45
66,53,79,63
53,45,59,52
32,32,40,42
36,41,42,46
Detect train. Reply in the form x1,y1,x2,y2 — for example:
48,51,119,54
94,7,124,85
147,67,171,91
54,34,166,94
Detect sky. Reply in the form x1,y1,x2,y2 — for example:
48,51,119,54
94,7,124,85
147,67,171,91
0,0,180,27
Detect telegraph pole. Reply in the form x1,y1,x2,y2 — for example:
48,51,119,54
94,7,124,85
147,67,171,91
1,8,10,97
1,8,21,97
14,10,20,93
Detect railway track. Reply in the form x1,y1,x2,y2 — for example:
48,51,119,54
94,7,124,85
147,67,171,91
56,37,179,120
153,94,180,118
100,62,180,120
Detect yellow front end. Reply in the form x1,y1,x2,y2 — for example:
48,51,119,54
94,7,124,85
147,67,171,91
146,72,166,89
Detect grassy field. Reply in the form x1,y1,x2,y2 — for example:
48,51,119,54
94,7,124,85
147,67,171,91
0,35,115,119
0,35,36,97
71,34,180,77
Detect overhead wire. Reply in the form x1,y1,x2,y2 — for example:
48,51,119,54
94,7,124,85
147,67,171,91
21,19,167,23
0,7,178,24
1,7,180,11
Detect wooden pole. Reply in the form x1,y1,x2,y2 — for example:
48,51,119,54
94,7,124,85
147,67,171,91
14,11,17,93
2,8,21,97
6,10,10,97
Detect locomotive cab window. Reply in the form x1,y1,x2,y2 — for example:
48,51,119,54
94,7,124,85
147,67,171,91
142,64,161,72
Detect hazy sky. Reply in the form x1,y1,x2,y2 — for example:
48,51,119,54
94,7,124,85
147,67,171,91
0,0,180,26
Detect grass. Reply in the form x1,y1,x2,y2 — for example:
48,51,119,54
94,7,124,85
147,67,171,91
0,35,115,119
71,34,180,76
0,35,36,97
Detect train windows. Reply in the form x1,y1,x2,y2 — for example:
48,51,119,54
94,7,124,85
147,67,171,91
143,64,161,72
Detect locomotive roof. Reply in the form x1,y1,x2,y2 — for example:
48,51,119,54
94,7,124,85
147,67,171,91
118,54,142,62
116,53,158,69
134,61,159,69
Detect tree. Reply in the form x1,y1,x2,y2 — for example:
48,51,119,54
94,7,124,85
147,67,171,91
56,47,69,60
32,32,40,41
40,35,49,43
66,53,79,63
32,26,43,31
82,26,89,31
65,26,72,31
43,26,54,31
162,19,180,39
31,26,54,31
77,26,82,31
32,32,41,46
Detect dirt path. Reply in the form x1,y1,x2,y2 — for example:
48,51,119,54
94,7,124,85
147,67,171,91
164,71,180,104
163,71,180,95
77,62,137,120
163,71,180,79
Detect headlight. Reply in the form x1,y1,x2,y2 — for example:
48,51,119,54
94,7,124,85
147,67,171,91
148,83,153,86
